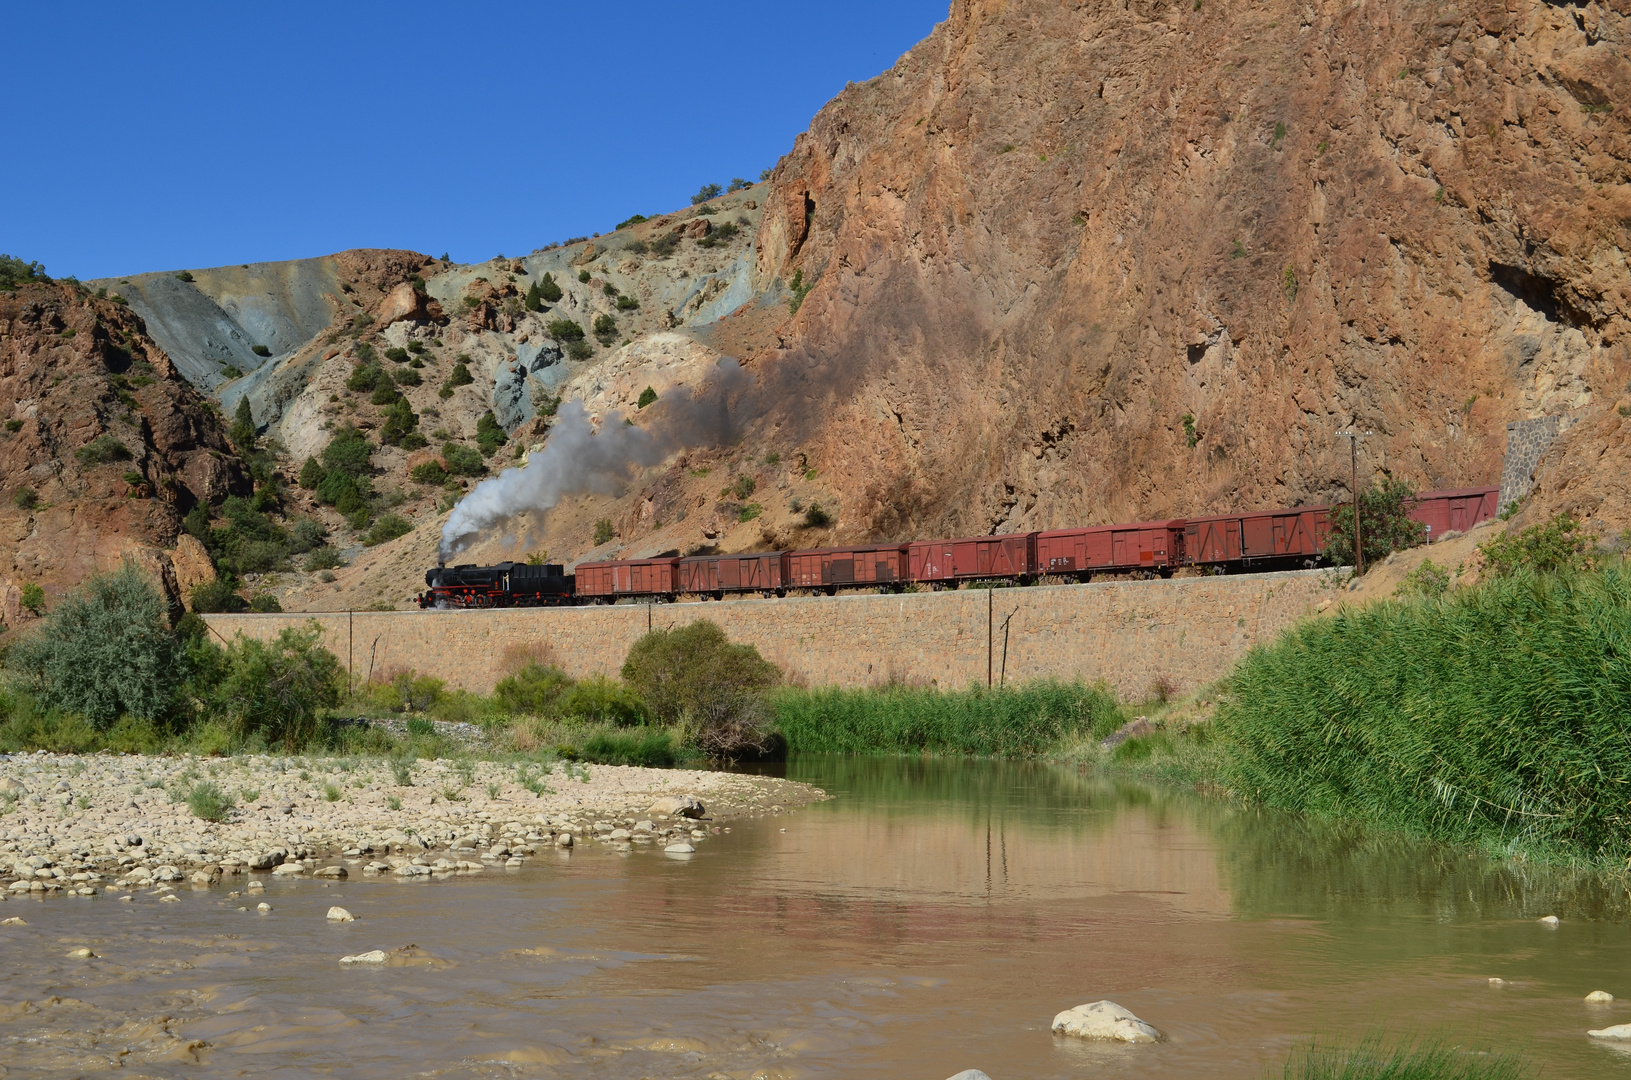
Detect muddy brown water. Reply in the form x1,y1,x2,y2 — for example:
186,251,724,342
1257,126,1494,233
3,756,1630,1078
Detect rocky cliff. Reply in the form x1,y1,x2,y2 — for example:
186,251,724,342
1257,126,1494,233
746,0,1631,540
0,282,245,629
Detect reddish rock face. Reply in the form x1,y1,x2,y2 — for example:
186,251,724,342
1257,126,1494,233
0,282,245,629
745,0,1631,541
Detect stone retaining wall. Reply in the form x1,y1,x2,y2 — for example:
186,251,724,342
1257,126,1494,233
1499,412,1582,510
204,570,1341,701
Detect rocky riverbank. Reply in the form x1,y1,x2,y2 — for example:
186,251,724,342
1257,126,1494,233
0,752,823,897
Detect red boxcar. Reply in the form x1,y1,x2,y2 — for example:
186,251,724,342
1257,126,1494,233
1034,520,1187,578
1186,507,1331,567
907,533,1037,586
1410,486,1499,539
573,557,680,601
678,552,789,597
786,544,910,593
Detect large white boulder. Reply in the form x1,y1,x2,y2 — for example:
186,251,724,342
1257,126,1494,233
1589,1024,1631,1039
1051,1000,1162,1043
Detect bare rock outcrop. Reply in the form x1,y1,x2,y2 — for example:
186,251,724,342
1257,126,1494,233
743,0,1631,542
0,282,242,632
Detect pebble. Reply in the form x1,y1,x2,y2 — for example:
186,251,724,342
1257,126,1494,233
1051,1001,1162,1043
946,1072,993,1080
326,906,356,922
1539,915,1561,926
314,865,348,879
340,949,388,964
160,894,180,903
1588,991,1616,1003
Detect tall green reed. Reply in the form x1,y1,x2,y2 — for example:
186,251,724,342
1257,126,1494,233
772,679,1123,756
1220,562,1631,863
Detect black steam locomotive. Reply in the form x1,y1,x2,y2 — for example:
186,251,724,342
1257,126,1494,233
419,562,574,608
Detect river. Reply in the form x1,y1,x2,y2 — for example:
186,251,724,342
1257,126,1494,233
2,755,1628,1078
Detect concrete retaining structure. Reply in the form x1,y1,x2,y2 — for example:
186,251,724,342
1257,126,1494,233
203,570,1341,701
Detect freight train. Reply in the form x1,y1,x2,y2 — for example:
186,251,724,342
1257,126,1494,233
418,487,1499,608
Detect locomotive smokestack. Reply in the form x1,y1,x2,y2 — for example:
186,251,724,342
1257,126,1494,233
438,358,749,561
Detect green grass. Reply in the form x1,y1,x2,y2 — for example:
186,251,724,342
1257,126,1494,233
185,780,233,822
772,679,1123,756
1281,1035,1532,1080
1219,562,1631,864
574,727,679,768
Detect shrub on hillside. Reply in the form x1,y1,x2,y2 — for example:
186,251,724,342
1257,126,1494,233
6,562,185,727
593,313,618,345
75,435,131,467
621,620,781,758
190,578,247,614
0,254,48,290
567,339,593,361
379,397,418,447
691,183,722,204
251,344,272,358
410,460,448,485
208,623,343,750
441,442,485,476
362,513,413,547
384,347,409,363
475,411,507,457
1324,478,1427,569
346,362,386,393
228,397,256,453
539,273,563,303
1479,512,1597,578
649,232,681,258
547,318,585,343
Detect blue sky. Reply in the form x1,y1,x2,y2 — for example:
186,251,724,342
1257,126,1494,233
3,2,948,280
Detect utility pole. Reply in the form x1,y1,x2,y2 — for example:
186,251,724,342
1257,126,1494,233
987,586,994,688
1337,429,1374,574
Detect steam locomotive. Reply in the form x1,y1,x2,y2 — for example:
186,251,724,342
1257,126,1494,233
420,562,574,608
417,486,1500,608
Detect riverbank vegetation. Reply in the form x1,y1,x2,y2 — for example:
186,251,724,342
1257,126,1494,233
774,680,1121,756
1091,514,1631,866
5,510,1628,869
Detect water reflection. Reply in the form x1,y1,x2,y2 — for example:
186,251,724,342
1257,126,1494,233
0,756,1626,1078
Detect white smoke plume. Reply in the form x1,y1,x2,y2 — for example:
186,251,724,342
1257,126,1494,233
439,358,749,562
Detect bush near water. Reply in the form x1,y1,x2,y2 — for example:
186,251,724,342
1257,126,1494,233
1218,558,1631,863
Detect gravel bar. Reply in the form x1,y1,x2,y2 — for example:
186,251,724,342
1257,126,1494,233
0,752,824,897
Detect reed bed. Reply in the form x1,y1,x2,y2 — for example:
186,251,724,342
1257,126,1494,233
772,679,1123,756
1219,563,1631,863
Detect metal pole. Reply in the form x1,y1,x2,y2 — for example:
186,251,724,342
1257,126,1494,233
347,609,354,700
1352,434,1362,575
